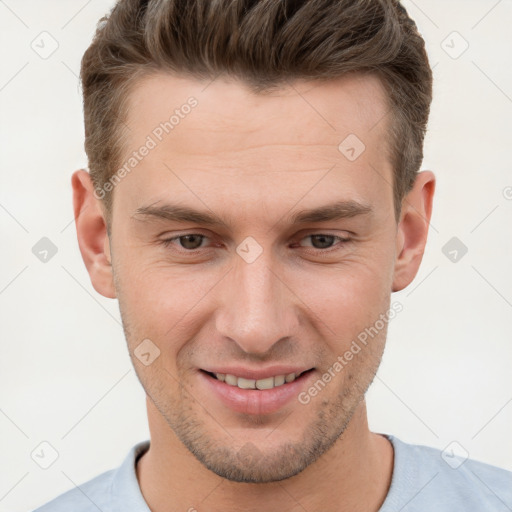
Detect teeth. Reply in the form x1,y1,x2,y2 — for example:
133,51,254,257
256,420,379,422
214,372,302,389
274,375,285,386
237,377,256,389
225,374,237,386
256,377,274,390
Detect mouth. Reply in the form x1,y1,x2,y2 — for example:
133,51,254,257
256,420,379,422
198,367,316,415
201,369,314,390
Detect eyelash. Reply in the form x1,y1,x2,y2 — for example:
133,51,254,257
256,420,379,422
159,232,351,255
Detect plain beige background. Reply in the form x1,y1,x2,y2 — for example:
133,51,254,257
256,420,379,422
0,1,511,511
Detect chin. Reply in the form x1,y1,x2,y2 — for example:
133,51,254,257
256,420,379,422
174,411,347,484
189,442,314,483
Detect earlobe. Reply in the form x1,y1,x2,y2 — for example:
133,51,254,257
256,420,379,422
392,171,436,293
72,169,117,299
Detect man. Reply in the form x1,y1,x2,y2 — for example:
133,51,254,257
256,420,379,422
34,0,511,511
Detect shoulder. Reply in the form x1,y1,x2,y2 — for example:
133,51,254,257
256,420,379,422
31,440,150,512
31,468,116,512
380,435,512,511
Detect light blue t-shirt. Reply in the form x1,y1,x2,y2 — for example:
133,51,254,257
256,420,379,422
32,434,512,511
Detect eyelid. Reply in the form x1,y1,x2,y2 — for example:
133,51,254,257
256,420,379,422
159,231,352,253
296,233,351,246
159,232,213,250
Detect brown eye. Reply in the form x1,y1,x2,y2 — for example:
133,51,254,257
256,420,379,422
161,234,207,251
298,234,350,251
308,234,337,249
177,234,205,250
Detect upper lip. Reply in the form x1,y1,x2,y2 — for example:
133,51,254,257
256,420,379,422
201,366,313,380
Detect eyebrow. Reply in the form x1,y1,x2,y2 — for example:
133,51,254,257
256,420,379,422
132,200,373,229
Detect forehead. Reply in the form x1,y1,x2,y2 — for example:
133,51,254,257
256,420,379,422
125,71,391,149
115,72,394,222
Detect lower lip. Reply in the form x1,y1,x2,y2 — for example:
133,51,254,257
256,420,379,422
198,370,315,415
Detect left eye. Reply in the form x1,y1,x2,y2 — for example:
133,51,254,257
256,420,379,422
161,233,349,252
296,234,348,250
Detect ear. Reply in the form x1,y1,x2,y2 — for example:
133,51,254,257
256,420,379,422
392,170,436,292
72,169,116,298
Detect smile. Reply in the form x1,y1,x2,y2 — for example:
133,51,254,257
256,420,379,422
198,368,316,415
205,370,311,390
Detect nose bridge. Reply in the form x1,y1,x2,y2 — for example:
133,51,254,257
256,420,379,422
216,244,294,355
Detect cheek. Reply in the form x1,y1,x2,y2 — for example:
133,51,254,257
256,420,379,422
116,259,223,358
291,256,393,332
114,229,395,346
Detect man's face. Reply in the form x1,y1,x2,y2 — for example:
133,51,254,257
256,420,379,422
108,72,399,482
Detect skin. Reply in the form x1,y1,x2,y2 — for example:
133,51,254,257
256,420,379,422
73,72,435,512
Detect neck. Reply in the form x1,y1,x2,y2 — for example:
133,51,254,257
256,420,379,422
136,398,393,512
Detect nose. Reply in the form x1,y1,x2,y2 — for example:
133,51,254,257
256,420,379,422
215,246,299,356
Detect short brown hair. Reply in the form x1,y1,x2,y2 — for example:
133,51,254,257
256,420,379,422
80,0,433,225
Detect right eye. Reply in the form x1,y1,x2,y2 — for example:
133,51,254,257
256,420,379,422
160,233,211,252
